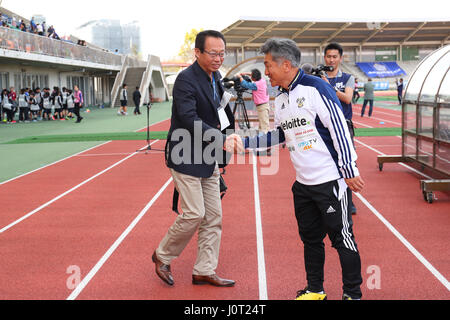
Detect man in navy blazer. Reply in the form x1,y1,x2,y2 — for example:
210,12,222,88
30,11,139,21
152,30,236,287
165,57,234,178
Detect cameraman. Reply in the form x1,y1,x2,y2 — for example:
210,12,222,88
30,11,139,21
322,42,357,215
237,69,270,134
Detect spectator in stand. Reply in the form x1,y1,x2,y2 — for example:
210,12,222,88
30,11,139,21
48,25,60,40
36,23,44,36
30,17,37,32
19,22,26,32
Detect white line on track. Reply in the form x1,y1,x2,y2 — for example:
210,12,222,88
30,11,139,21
355,192,450,291
353,105,402,118
354,139,449,290
352,120,373,128
252,153,268,301
0,141,161,235
364,116,401,126
352,106,401,126
0,117,170,186
75,153,138,157
355,138,432,180
0,141,111,186
67,177,173,300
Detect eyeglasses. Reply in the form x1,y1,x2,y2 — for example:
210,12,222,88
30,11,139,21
203,50,226,58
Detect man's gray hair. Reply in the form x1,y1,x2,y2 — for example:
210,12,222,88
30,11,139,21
260,38,302,68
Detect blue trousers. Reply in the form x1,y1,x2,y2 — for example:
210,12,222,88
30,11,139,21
361,99,374,117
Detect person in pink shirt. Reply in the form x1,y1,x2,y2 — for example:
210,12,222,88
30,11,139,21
238,69,271,134
73,85,84,123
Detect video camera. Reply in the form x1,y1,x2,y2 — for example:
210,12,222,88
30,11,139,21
301,63,334,78
222,75,252,93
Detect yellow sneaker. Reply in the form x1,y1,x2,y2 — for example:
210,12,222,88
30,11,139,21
295,288,327,301
342,294,361,300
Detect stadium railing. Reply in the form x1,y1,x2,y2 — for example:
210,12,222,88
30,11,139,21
0,26,122,67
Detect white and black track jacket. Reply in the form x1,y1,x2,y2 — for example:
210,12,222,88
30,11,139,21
245,70,360,186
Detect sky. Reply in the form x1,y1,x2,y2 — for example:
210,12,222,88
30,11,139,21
2,0,449,60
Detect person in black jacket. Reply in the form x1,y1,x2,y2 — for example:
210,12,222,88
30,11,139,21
133,87,141,115
152,30,236,288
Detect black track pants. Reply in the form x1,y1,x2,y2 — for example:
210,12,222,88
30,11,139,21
292,180,363,299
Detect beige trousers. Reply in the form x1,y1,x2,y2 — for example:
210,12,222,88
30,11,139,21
156,165,222,276
256,103,270,133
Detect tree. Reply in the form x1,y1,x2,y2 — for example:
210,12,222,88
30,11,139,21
178,28,203,63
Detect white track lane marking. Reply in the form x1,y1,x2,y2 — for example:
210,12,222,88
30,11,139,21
67,177,173,300
353,105,401,126
0,141,161,235
355,192,450,291
0,117,170,186
252,153,268,300
353,105,402,118
0,141,111,186
354,139,449,290
355,138,433,180
75,153,138,157
352,120,373,128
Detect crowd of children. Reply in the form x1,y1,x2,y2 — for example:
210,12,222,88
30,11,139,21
0,86,84,124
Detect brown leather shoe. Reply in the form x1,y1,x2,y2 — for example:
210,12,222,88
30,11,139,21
192,274,235,287
152,252,174,286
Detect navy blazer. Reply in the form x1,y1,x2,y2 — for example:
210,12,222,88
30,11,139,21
165,61,235,178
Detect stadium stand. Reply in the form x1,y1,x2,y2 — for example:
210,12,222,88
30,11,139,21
0,5,168,124
221,18,450,89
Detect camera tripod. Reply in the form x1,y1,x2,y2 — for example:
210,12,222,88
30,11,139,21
136,102,165,154
232,91,250,130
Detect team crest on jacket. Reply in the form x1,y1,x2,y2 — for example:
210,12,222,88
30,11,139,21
297,97,306,108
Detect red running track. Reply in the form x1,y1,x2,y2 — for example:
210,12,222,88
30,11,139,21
0,113,448,300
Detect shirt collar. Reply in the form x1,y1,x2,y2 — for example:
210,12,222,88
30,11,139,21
194,61,219,83
326,69,343,79
279,69,304,93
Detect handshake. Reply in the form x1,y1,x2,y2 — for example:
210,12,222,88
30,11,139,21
224,134,245,154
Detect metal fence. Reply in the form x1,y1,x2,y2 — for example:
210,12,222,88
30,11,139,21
0,26,122,66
